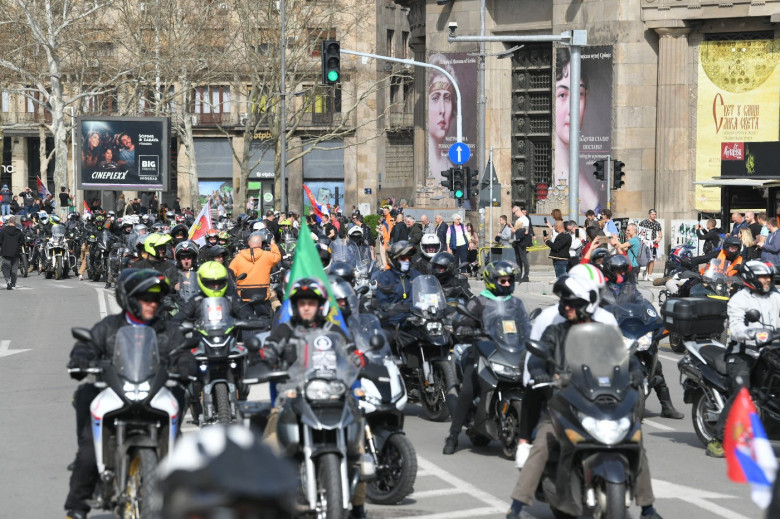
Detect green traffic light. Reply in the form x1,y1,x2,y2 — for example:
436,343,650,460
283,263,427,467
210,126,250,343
327,70,339,82
455,190,464,198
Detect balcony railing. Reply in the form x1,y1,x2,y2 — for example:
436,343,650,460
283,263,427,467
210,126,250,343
387,111,413,129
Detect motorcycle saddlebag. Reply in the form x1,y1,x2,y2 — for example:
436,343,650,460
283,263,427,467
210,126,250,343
661,297,727,338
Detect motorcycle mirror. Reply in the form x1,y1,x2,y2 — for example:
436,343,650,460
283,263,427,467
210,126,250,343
368,334,385,350
355,286,370,296
236,319,269,330
236,272,248,281
526,340,551,362
245,334,262,352
528,308,542,320
281,259,292,270
745,309,761,324
179,321,195,332
71,327,93,343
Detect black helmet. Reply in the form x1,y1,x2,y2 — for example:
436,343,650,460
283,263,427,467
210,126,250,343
740,260,775,295
328,261,356,285
174,240,199,267
236,213,249,227
387,241,416,270
115,269,170,320
316,242,332,269
287,278,330,325
602,254,631,283
328,275,357,318
249,210,258,221
205,245,229,262
482,260,519,296
170,224,189,244
430,252,456,282
590,247,610,265
155,425,297,519
723,236,742,262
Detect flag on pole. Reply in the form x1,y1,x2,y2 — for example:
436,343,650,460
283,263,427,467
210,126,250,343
188,202,212,246
82,200,92,216
36,176,51,198
724,387,778,509
303,183,328,224
279,226,348,335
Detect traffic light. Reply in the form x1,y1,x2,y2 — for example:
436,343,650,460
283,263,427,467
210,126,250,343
440,169,454,191
465,167,479,199
321,40,341,84
613,160,625,189
452,168,465,200
592,160,605,181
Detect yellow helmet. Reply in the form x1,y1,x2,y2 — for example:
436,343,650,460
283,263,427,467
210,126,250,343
197,261,229,298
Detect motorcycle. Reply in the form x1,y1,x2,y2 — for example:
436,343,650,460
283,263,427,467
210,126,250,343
352,313,417,505
18,232,35,278
392,275,457,422
68,326,181,518
87,230,113,283
455,297,527,458
42,224,72,280
527,323,643,519
331,238,376,293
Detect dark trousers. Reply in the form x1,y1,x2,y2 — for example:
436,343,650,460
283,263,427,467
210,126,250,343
514,244,530,279
518,387,545,442
552,259,568,278
449,356,477,436
2,255,18,285
452,245,468,270
715,353,753,441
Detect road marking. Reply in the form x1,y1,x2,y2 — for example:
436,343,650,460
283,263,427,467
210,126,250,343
658,354,678,362
0,340,31,359
402,507,505,519
416,457,508,511
643,419,675,432
52,284,73,288
99,287,121,314
651,479,747,519
95,288,108,319
410,488,463,499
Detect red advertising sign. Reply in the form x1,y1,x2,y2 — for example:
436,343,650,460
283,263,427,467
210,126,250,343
721,142,744,161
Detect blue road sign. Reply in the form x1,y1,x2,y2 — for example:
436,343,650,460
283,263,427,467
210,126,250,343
448,142,471,165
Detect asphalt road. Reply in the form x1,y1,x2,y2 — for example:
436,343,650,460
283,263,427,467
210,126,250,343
0,272,768,518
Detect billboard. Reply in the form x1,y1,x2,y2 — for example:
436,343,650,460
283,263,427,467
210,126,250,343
77,116,170,191
720,141,780,177
552,45,613,215
695,39,780,210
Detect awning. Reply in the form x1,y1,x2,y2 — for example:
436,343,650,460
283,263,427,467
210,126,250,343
693,178,780,188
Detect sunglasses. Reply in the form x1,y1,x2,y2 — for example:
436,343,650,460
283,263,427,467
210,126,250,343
399,255,412,262
136,292,162,303
497,277,512,286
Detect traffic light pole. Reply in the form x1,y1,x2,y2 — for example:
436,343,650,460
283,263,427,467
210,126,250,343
606,154,612,210
341,49,463,144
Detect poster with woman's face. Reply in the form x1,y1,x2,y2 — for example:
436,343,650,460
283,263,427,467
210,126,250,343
554,45,613,215
427,53,477,189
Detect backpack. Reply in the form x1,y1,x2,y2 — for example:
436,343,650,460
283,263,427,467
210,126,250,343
631,240,652,267
523,222,535,247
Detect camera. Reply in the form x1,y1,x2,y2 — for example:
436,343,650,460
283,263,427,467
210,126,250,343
543,217,548,224
448,21,458,33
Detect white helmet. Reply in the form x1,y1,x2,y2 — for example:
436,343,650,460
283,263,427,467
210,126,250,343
420,233,442,258
252,221,266,231
567,263,606,290
553,274,600,318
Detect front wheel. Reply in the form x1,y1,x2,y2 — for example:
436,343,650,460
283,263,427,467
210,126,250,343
501,401,523,459
669,333,685,354
214,383,232,424
19,254,28,278
54,257,63,280
600,481,627,519
316,453,344,519
366,433,417,505
692,390,720,446
122,448,157,519
420,360,456,422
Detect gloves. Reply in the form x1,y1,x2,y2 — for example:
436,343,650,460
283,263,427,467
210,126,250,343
258,347,278,366
629,371,644,388
530,371,552,384
349,349,366,369
68,350,93,380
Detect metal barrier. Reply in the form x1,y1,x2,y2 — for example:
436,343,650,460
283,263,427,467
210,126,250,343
477,244,550,268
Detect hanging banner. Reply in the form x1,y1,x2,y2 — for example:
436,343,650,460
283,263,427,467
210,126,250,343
695,39,780,211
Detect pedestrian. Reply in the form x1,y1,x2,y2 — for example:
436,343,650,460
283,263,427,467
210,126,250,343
116,193,126,216
612,223,642,282
695,219,720,255
739,228,760,261
496,215,513,248
511,205,531,282
729,211,746,237
10,195,20,215
149,194,159,214
174,197,182,214
420,214,433,235
466,222,479,276
19,186,34,216
0,184,12,216
406,215,423,251
638,208,663,281
544,220,571,278
434,214,448,248
601,208,619,239
758,217,780,267
389,212,408,244
58,187,71,220
567,220,582,269
0,216,24,290
447,214,469,270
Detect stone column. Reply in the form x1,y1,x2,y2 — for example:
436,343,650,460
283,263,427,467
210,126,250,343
654,27,692,221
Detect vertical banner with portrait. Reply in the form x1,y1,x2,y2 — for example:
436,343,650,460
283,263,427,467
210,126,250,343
426,52,477,202
77,116,170,191
695,40,780,211
553,45,613,216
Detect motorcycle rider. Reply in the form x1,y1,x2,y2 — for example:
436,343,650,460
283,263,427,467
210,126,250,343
170,223,189,247
134,233,175,274
347,224,375,261
373,241,421,346
429,251,473,303
64,269,195,519
198,228,221,264
171,261,253,323
229,232,282,317
443,260,529,455
506,272,663,519
706,260,780,458
203,244,240,298
164,240,200,305
600,254,684,420
413,233,442,274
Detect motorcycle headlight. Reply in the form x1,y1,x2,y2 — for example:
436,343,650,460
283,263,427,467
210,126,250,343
622,336,635,350
579,413,631,445
636,332,654,352
123,381,151,401
425,322,443,335
305,379,347,402
359,379,382,406
490,361,522,379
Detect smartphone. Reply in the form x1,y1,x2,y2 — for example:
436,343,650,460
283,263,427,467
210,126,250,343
542,230,548,238
544,217,548,224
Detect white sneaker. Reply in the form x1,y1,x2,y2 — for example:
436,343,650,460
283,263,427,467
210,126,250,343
78,274,83,281
515,442,532,469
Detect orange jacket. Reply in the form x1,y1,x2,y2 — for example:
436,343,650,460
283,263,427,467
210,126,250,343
699,251,742,277
380,218,394,245
229,243,282,301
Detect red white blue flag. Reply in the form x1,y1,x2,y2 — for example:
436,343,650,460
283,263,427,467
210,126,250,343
303,183,328,224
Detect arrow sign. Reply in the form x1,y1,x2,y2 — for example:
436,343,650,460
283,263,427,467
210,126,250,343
448,142,471,165
0,340,31,359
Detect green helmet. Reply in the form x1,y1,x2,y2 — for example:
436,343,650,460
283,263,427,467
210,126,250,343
198,261,229,298
482,260,519,296
144,233,172,258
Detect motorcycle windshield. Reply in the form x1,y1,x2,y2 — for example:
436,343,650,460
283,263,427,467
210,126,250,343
177,271,200,302
604,302,661,339
51,224,66,237
564,323,630,395
349,314,390,362
287,330,359,390
112,327,160,383
331,239,360,265
703,258,731,282
199,297,236,332
101,229,113,246
481,298,530,354
411,275,446,313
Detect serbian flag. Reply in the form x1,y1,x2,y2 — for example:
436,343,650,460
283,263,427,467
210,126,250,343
36,176,51,198
82,200,92,216
188,201,212,246
278,225,349,336
724,387,778,509
303,183,328,224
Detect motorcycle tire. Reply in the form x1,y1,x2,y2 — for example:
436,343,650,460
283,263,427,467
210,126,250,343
45,268,53,279
692,390,719,446
467,430,491,447
551,509,577,519
316,453,345,519
55,258,63,280
500,401,523,459
122,447,157,519
214,383,232,424
602,481,627,519
669,333,685,354
420,360,456,422
366,433,417,505
91,270,101,282
19,255,28,278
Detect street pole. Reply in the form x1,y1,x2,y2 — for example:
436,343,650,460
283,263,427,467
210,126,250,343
489,147,494,240
477,0,486,243
279,0,287,213
606,154,612,210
